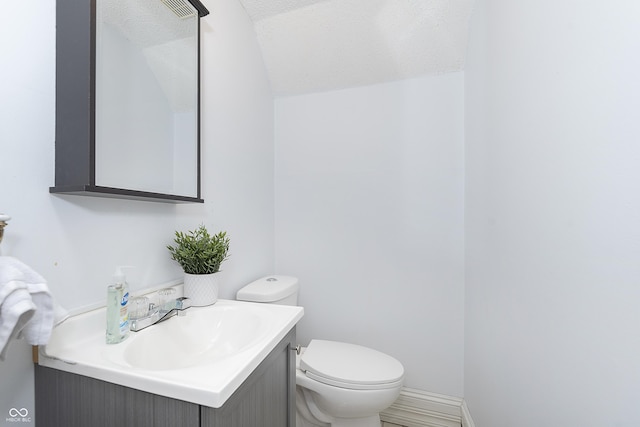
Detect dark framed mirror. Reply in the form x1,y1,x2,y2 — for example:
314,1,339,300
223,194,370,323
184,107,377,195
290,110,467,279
50,0,209,203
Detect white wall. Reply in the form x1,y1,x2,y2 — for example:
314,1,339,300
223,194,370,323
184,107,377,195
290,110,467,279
274,74,465,396
464,1,640,426
183,0,276,293
0,0,274,423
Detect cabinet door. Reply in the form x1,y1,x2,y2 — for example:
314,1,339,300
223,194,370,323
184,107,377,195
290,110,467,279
201,328,296,427
35,365,199,427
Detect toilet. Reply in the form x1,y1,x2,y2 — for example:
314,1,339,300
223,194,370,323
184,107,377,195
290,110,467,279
237,276,404,427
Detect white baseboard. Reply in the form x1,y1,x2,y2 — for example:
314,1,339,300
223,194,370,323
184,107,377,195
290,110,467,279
460,400,475,427
380,387,475,427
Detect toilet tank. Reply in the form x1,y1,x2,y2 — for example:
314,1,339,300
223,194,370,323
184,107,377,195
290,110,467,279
236,276,299,306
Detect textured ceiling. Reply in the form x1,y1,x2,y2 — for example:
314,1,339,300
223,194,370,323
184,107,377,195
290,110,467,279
238,0,474,96
99,0,198,111
101,0,196,46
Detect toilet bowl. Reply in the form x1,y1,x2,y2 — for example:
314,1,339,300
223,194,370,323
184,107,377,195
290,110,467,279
237,276,404,427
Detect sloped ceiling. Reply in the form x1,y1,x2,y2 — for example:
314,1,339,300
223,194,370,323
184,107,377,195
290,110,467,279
237,0,474,96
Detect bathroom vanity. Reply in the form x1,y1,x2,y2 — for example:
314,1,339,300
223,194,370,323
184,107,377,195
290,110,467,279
35,329,295,427
34,300,303,427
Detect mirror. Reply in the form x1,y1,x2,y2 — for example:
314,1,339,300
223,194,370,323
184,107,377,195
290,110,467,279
50,0,208,203
96,0,199,197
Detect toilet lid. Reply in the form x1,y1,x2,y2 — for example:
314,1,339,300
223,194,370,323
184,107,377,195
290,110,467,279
299,340,404,390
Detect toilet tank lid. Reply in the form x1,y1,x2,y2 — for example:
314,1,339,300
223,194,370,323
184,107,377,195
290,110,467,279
236,275,299,302
300,340,404,388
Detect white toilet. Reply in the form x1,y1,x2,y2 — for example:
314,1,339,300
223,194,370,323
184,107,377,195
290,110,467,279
237,276,404,427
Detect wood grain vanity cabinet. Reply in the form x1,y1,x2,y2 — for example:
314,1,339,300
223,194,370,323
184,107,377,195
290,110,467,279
35,329,296,427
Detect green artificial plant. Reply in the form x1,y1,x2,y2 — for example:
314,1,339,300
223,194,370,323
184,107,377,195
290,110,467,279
167,225,230,275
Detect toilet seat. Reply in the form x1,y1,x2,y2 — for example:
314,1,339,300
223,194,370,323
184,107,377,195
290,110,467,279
299,340,404,391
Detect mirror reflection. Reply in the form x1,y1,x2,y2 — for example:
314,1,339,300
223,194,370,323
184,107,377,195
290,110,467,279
95,0,199,197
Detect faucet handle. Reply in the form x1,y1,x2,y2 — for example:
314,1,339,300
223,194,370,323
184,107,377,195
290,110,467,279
175,297,191,316
176,297,191,310
130,296,155,319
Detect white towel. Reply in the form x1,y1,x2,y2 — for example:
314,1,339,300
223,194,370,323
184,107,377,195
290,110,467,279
0,257,55,359
0,283,36,360
52,296,69,326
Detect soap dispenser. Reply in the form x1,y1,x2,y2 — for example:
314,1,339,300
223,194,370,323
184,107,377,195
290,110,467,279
106,266,130,344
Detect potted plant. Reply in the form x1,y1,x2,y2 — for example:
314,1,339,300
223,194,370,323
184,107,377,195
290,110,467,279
167,224,230,306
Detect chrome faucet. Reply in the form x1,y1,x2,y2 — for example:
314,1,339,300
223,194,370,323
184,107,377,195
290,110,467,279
129,296,192,332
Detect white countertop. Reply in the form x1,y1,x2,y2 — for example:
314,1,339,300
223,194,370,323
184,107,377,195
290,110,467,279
39,299,303,408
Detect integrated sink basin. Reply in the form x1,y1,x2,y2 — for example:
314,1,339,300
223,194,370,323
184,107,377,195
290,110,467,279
123,305,267,370
39,298,304,407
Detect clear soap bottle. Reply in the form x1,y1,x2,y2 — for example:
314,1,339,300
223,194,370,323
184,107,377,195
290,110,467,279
106,267,130,344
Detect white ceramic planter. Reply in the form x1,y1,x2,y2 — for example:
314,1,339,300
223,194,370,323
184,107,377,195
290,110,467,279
183,272,219,306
